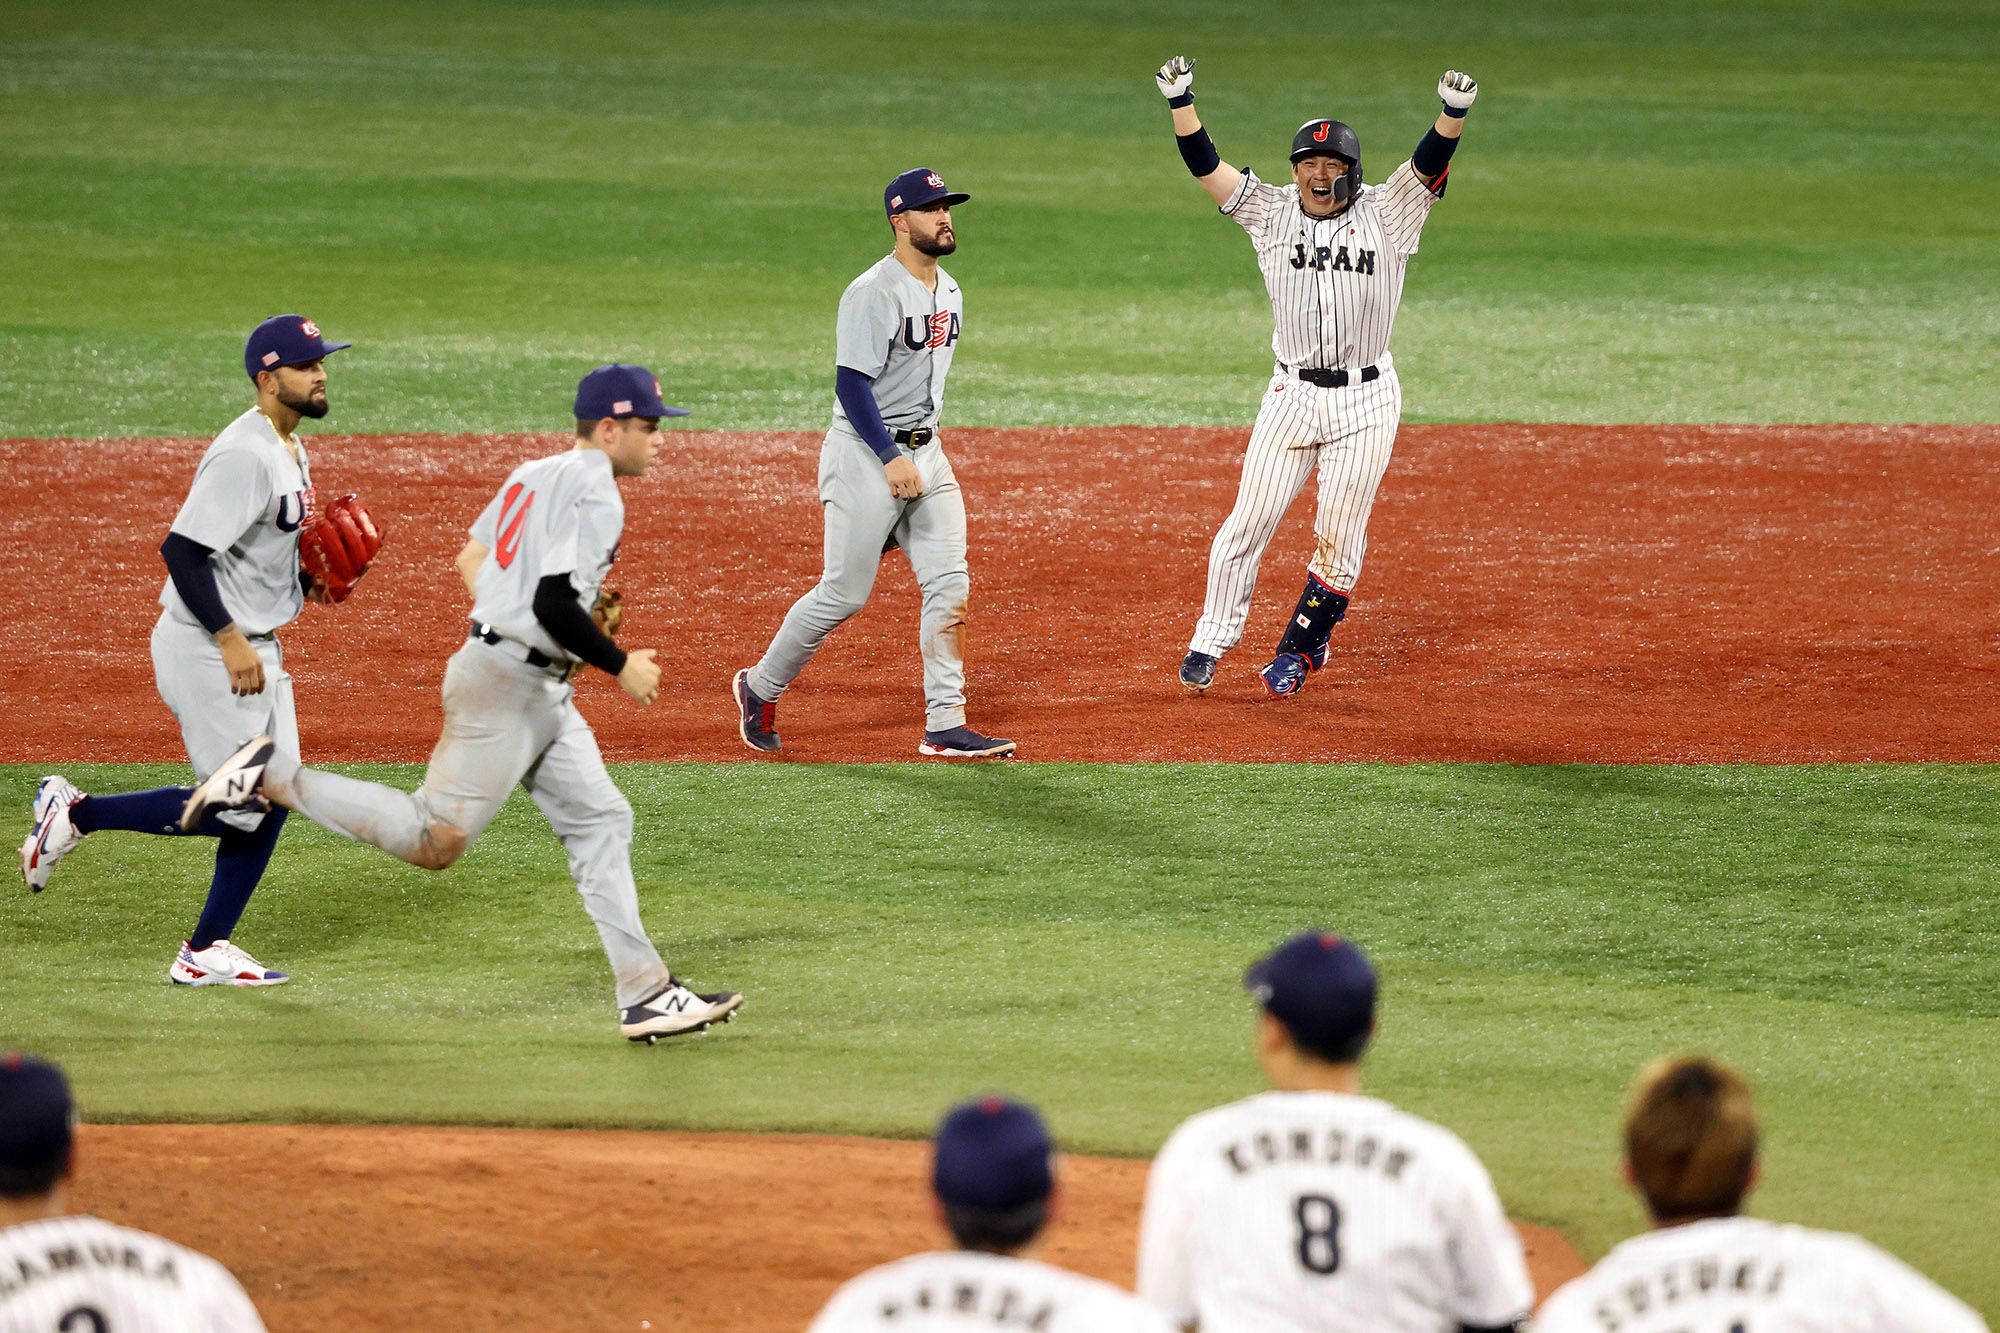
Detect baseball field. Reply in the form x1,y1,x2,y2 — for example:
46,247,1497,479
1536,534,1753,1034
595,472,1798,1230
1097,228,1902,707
3,0,1997,1327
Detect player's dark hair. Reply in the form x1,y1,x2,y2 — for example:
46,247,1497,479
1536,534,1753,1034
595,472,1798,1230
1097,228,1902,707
575,418,598,439
1288,1023,1372,1066
942,1197,1049,1254
0,1144,70,1199
1624,1054,1757,1222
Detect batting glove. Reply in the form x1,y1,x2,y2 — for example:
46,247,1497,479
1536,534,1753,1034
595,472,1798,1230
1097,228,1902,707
1438,70,1478,116
1156,55,1196,103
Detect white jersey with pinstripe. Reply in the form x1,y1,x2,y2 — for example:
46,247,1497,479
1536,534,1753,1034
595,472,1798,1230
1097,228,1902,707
1136,1089,1534,1333
1189,161,1442,660
0,1215,268,1331
1532,1216,1989,1333
808,1251,1174,1333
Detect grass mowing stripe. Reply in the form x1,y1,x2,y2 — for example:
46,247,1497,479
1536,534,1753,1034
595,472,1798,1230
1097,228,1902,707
4,761,1994,1306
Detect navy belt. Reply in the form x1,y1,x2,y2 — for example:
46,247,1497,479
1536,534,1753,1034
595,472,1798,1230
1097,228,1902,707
891,427,935,447
468,619,560,672
1296,365,1379,388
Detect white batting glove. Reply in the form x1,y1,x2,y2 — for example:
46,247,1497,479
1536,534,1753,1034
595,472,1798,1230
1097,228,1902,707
1438,70,1478,114
1156,55,1195,101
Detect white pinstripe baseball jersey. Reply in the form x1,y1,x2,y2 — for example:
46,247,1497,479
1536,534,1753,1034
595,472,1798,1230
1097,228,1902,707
1532,1216,1989,1333
1137,1090,1534,1333
0,1215,267,1331
1223,162,1440,372
808,1250,1173,1332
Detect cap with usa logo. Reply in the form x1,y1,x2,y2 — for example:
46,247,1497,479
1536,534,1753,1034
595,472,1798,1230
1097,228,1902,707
572,363,689,420
243,313,351,381
884,166,971,217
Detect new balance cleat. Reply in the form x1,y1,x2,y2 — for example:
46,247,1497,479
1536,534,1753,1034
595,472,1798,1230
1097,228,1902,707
621,980,744,1043
178,735,275,831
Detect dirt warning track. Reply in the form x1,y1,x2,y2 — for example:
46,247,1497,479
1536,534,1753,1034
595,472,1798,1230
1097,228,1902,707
2,424,1993,764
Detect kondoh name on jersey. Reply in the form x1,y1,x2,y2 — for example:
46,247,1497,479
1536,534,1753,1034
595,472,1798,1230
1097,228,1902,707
1220,1124,1413,1179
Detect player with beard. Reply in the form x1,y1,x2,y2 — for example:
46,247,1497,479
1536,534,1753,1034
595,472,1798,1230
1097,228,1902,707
18,314,351,987
735,167,1014,758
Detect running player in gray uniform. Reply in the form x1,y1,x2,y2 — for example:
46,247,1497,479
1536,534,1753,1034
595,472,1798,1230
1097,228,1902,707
180,365,744,1044
1,1052,268,1331
1156,57,1479,699
733,167,1014,760
18,315,351,987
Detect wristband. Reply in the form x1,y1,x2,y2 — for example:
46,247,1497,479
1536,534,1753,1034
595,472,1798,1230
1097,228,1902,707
1167,91,1194,108
1441,103,1468,119
1176,126,1221,178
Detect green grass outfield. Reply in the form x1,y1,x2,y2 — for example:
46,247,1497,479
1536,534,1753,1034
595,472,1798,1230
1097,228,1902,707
5,762,1996,1308
3,0,1998,435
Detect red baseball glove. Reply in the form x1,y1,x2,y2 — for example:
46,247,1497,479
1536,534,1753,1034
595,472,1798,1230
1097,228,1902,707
300,494,384,604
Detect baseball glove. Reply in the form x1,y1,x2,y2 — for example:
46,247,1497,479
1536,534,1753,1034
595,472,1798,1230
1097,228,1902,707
299,493,384,604
570,588,623,679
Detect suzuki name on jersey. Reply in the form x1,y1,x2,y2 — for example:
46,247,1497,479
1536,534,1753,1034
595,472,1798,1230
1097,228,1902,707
1221,1126,1413,1180
1586,1254,1787,1332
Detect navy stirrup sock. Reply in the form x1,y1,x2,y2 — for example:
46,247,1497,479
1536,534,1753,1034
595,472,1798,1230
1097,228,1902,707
71,788,198,837
188,808,288,951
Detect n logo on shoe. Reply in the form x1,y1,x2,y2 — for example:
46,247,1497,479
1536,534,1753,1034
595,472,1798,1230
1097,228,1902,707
662,992,689,1013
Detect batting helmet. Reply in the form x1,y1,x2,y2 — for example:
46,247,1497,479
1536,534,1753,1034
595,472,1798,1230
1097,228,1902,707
1290,118,1363,205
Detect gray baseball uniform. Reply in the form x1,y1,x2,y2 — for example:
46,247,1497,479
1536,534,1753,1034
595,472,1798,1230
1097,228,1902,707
154,406,311,830
746,254,971,732
262,447,672,1008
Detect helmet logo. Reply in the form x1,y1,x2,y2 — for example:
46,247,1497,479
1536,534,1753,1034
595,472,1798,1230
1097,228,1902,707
1312,123,1330,143
301,318,321,337
925,172,944,189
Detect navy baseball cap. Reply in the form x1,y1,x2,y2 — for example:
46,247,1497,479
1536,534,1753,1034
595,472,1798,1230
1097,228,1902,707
244,313,350,380
884,167,971,218
932,1096,1054,1211
1245,930,1378,1057
0,1052,75,1193
572,363,689,420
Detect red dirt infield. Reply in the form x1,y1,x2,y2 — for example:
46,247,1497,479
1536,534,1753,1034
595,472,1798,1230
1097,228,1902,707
2,423,1995,764
73,1123,1587,1331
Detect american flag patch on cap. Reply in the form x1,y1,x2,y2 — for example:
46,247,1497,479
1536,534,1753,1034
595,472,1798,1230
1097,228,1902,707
262,351,280,366
613,399,633,414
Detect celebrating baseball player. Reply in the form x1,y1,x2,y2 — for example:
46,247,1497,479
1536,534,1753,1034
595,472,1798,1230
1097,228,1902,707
177,365,744,1044
1533,1053,1989,1332
808,1096,1172,1331
1156,56,1479,698
17,315,368,986
1137,931,1534,1332
733,167,1014,759
0,1052,269,1330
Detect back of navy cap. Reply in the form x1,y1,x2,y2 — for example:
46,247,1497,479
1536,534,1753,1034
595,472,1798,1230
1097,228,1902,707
0,1052,75,1196
1244,930,1378,1058
932,1096,1054,1211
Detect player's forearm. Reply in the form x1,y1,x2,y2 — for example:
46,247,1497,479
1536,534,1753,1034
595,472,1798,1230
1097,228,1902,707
1434,110,1464,140
834,365,900,464
454,540,487,598
1170,103,1203,136
160,531,235,635
532,574,627,677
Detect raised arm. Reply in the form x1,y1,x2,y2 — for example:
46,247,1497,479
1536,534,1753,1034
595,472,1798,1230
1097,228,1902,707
1156,56,1242,208
1412,70,1478,188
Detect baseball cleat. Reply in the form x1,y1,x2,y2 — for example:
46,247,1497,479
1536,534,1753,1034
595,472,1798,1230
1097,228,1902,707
918,726,1017,759
178,735,275,831
733,669,781,753
169,939,290,987
20,775,86,893
1258,651,1315,699
1179,650,1218,694
621,980,744,1043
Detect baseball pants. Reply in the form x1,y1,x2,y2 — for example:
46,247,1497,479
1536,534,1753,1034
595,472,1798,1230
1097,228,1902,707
264,640,671,1008
152,611,296,834
747,423,971,732
1190,365,1402,658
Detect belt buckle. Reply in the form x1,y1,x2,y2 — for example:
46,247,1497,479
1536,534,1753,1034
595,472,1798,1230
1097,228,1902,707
907,427,934,448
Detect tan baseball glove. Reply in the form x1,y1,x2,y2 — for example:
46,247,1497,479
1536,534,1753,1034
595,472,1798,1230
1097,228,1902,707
570,588,623,680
